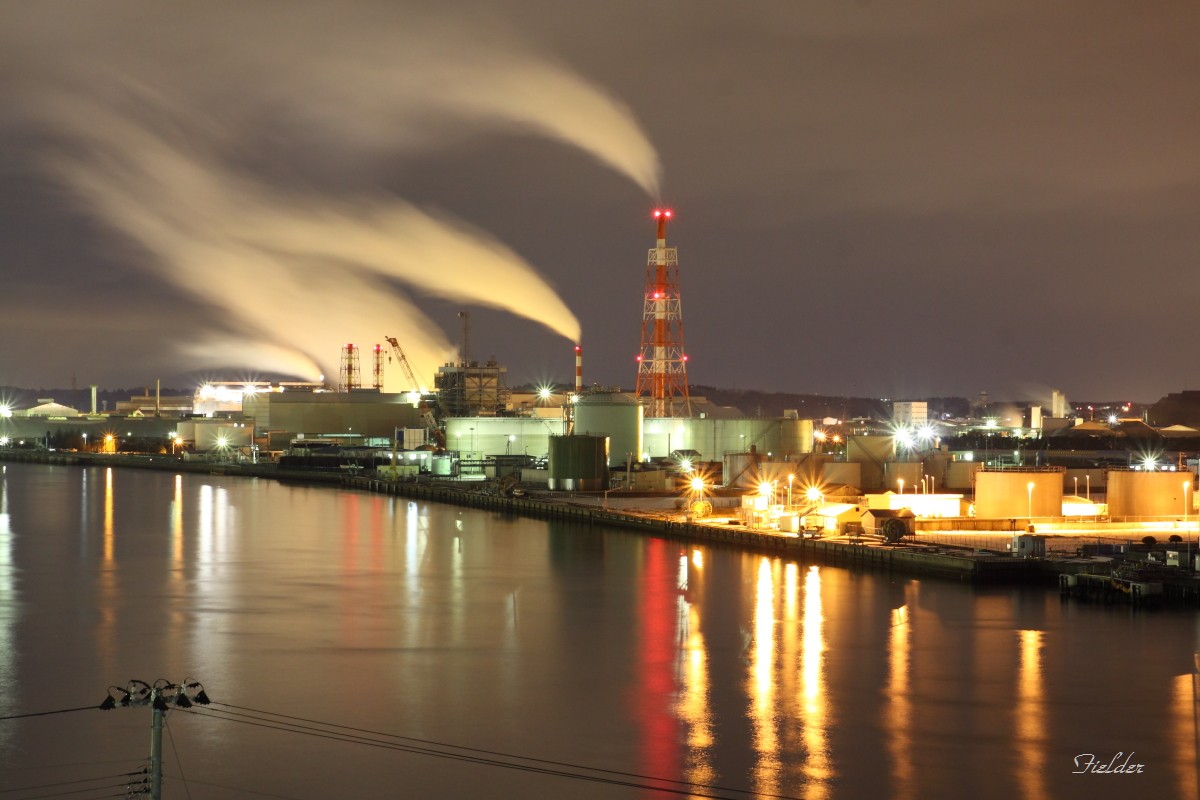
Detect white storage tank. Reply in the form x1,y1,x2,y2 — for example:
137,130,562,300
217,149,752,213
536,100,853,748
1107,470,1192,518
575,393,642,467
974,469,1064,518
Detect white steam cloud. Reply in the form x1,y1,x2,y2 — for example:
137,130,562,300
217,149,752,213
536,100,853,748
2,2,661,384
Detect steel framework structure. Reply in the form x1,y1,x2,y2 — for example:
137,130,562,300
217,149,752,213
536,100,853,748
635,209,691,417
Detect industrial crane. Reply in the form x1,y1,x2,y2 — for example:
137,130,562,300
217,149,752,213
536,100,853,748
384,336,422,392
384,336,445,450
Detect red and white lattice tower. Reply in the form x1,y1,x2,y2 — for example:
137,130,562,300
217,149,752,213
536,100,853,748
339,343,361,393
371,344,384,390
635,209,691,417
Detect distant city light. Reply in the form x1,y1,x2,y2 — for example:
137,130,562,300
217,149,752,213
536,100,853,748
0,404,11,418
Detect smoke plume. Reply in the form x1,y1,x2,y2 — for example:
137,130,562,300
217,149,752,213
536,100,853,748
1,2,661,384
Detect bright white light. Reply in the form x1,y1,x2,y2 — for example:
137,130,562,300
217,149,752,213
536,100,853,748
0,436,9,446
917,424,936,441
679,459,692,473
1108,415,1117,425
984,418,999,429
1142,456,1157,470
537,386,553,400
0,405,11,418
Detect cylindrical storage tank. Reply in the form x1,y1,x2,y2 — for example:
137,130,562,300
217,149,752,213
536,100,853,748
884,462,924,493
974,470,1064,519
216,425,252,449
723,451,759,488
574,393,642,467
824,462,861,490
431,456,456,476
547,434,608,491
194,422,227,452
778,418,814,456
945,461,982,491
1106,470,1192,518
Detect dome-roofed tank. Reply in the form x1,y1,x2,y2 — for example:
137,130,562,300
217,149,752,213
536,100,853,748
574,393,642,467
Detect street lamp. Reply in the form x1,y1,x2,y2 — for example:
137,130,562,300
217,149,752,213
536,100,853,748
1027,481,1034,519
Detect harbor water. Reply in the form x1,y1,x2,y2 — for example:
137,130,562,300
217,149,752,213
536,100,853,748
0,463,1197,799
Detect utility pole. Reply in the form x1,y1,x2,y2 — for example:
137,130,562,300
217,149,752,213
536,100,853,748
99,678,211,799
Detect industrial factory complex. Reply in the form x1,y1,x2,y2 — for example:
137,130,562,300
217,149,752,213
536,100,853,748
6,210,1200,543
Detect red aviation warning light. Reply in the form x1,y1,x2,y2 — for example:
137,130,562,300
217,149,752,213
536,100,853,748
653,208,673,240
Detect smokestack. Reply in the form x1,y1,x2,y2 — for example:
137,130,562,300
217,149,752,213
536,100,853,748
156,378,161,417
575,344,582,395
90,385,97,415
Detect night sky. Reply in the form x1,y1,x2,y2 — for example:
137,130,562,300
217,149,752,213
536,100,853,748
2,1,1197,403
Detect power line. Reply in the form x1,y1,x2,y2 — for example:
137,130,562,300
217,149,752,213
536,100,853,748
4,780,142,800
0,771,141,795
0,706,96,721
0,760,145,775
186,707,761,800
163,718,194,800
161,775,308,800
209,702,801,800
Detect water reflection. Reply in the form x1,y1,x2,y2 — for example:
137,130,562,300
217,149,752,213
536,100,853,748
3,466,1197,799
1174,672,1198,798
887,586,915,800
800,565,830,799
1015,629,1047,800
0,472,13,727
96,468,117,673
637,538,679,784
675,551,713,784
749,557,779,793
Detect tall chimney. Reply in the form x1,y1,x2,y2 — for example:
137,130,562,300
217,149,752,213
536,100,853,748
90,385,98,415
574,344,582,395
156,379,161,417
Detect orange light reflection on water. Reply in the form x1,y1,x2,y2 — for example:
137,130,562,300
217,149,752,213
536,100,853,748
1016,629,1047,800
749,557,779,794
800,565,830,799
887,597,914,800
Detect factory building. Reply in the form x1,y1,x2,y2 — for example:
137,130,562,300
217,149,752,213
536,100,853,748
242,390,425,440
444,416,565,460
892,401,928,427
434,359,510,417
